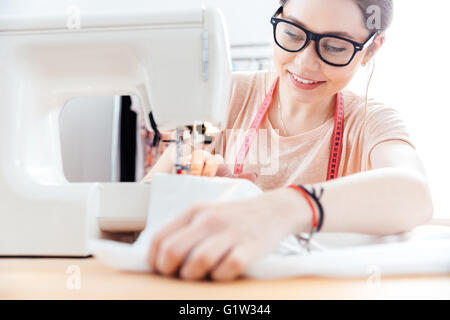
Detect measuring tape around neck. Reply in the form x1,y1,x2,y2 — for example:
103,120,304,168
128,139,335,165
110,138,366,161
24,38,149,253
233,77,344,181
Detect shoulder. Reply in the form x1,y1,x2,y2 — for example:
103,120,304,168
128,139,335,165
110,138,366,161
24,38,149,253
341,89,407,125
342,89,415,152
340,90,416,170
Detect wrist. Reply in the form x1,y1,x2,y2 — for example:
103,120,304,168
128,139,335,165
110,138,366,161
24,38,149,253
270,187,314,235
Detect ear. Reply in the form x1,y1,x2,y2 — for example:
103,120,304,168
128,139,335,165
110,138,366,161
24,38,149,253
361,32,386,66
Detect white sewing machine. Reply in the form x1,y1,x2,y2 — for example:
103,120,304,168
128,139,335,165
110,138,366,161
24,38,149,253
0,7,232,256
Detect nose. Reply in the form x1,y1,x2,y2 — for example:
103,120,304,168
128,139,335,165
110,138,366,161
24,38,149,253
293,40,321,69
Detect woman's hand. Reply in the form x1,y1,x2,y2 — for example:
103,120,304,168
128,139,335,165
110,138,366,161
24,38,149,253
181,150,223,177
141,140,257,183
181,150,257,182
146,188,309,281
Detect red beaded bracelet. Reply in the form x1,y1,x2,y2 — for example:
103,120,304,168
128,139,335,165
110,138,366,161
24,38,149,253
288,184,318,229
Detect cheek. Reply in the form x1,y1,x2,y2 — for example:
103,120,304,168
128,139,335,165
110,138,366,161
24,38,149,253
273,46,292,72
272,43,360,92
323,64,359,91
328,53,366,85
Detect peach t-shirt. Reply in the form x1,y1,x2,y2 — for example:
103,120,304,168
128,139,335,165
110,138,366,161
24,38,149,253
213,70,415,191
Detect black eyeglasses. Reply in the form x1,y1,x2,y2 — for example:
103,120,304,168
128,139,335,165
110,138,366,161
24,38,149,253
271,6,377,67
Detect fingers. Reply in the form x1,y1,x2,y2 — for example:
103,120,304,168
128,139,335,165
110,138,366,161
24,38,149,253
183,150,257,181
202,154,224,177
210,242,258,281
178,232,235,280
147,204,206,271
189,150,210,176
187,150,224,177
148,202,262,281
155,221,211,276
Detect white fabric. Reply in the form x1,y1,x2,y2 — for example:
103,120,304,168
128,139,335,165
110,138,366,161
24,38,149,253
89,173,450,279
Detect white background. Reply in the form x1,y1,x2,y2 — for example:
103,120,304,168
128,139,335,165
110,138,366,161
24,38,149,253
349,1,450,219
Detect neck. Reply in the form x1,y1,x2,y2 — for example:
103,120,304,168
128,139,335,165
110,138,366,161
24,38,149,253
275,79,336,136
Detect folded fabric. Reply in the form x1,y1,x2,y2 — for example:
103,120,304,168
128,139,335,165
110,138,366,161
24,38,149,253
89,173,450,279
89,173,263,272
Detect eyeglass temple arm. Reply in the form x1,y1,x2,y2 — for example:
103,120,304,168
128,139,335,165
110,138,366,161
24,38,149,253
273,6,379,51
360,31,380,49
273,6,283,18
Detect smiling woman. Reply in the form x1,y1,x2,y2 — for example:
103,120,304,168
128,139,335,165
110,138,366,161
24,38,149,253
142,0,434,282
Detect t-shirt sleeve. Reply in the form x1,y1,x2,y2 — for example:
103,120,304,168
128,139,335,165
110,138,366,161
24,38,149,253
362,104,416,169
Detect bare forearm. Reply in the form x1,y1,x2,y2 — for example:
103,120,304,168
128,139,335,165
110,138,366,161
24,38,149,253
278,168,434,236
141,144,176,183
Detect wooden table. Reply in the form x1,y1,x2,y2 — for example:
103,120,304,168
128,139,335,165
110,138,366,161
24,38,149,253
1,257,450,300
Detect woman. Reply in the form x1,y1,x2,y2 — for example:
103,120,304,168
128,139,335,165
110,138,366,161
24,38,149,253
142,0,433,281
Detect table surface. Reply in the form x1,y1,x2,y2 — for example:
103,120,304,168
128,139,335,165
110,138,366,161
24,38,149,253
2,257,450,300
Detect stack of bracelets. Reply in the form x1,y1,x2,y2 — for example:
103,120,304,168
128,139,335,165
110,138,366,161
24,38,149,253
287,184,325,252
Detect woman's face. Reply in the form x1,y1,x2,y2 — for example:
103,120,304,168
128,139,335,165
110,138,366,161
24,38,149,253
273,0,382,104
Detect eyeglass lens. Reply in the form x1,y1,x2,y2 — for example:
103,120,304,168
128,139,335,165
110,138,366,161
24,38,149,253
275,21,355,65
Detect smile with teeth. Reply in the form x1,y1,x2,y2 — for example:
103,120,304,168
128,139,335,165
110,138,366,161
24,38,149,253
289,72,323,84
